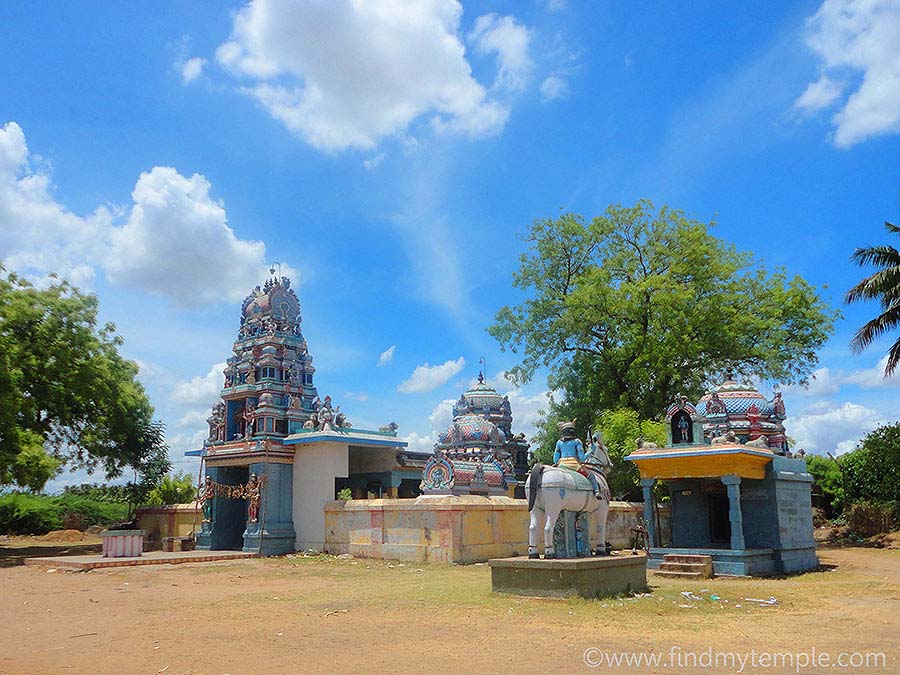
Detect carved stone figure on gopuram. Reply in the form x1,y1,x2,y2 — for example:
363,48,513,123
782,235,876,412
202,274,319,458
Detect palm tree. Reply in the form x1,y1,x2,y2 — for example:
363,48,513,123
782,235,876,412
846,221,900,376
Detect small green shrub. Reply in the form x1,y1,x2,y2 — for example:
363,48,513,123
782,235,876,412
0,493,62,534
145,472,197,505
337,488,353,501
0,492,129,535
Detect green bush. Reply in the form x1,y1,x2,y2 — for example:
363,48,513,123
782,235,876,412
0,492,129,535
0,493,62,534
145,472,197,505
842,423,900,504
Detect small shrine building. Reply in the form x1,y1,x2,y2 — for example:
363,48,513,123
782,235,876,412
190,275,429,554
419,372,530,498
627,378,816,576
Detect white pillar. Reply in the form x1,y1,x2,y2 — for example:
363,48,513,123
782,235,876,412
292,441,349,551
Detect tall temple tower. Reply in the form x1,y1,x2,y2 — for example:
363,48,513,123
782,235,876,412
193,273,417,554
208,274,318,446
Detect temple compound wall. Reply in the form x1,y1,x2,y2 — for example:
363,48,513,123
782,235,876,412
324,498,670,564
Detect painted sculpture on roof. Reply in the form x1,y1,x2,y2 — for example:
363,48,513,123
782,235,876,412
695,374,789,453
525,420,611,559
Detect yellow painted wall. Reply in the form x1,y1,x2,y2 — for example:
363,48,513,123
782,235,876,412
136,504,202,541
324,497,670,564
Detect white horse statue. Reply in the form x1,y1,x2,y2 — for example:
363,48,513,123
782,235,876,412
525,427,612,559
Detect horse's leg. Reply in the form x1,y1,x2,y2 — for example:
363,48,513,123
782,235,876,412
543,498,560,559
528,505,542,559
594,497,611,555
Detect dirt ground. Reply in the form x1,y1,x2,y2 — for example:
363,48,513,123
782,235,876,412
0,545,897,674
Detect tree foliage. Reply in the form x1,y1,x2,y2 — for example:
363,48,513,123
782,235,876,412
490,201,838,421
0,267,169,492
528,407,664,501
146,471,198,506
846,220,900,376
841,423,900,504
805,454,845,517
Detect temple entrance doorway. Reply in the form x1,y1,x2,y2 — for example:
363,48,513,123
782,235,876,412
211,466,249,551
708,493,731,545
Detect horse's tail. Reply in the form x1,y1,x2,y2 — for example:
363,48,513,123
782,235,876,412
527,463,544,512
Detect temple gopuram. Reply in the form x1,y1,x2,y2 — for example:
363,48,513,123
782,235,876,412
420,372,529,498
191,275,429,554
627,377,816,576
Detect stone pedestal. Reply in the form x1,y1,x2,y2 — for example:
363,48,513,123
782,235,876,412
488,553,648,599
101,530,144,558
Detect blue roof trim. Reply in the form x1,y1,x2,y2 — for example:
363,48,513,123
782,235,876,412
282,432,407,448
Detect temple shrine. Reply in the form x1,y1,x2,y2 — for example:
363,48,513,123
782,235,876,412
627,378,816,576
190,275,429,554
419,372,530,498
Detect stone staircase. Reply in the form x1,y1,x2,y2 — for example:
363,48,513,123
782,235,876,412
654,554,713,579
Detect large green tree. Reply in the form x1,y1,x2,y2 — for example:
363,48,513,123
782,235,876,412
0,268,169,491
490,201,838,422
846,220,900,376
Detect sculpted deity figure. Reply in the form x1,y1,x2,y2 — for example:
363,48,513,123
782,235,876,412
289,394,301,409
243,401,257,436
677,414,690,442
246,474,261,523
199,476,214,522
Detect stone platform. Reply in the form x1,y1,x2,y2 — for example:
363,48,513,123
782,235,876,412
488,552,648,599
24,549,258,571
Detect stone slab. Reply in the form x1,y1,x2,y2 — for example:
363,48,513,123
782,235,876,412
24,550,258,571
488,553,648,599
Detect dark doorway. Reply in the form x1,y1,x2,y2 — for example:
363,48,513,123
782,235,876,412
671,411,693,444
708,493,731,545
397,479,421,499
211,466,248,550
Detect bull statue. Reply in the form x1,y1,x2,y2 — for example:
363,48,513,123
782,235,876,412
635,437,658,449
744,435,770,448
525,421,611,559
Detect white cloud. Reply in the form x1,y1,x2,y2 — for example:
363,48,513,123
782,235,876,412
0,121,107,288
363,153,385,170
800,0,900,147
181,56,207,84
0,122,286,306
539,74,569,102
377,345,396,367
215,0,517,151
428,397,456,431
344,391,368,402
794,74,844,111
397,356,465,393
782,367,841,397
177,410,211,428
170,361,226,406
785,400,887,455
843,355,900,387
469,14,533,92
106,167,275,306
403,431,437,454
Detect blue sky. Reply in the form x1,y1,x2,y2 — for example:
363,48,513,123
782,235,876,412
1,0,899,489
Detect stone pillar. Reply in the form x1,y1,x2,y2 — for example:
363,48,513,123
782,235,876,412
721,474,745,551
640,479,656,548
243,461,296,555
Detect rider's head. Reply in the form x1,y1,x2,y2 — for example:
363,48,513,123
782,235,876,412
558,420,577,440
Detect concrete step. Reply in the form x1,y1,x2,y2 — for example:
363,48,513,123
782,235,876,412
659,562,708,573
654,570,703,579
663,554,713,564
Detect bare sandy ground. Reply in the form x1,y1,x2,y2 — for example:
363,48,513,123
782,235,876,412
0,545,896,674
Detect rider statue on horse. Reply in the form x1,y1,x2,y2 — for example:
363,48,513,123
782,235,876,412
553,420,608,500
526,419,612,559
